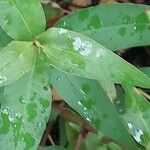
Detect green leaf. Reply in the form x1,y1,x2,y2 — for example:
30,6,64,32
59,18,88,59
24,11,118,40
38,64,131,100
0,26,12,48
37,28,150,100
140,67,150,77
0,53,51,149
0,0,46,41
121,81,150,148
50,68,137,149
39,145,66,150
0,41,35,88
56,3,150,51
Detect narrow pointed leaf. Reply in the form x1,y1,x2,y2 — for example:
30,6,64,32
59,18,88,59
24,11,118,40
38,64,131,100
0,0,46,41
121,80,150,148
56,3,150,51
0,41,35,87
50,68,137,149
0,26,12,48
37,28,150,100
0,53,51,149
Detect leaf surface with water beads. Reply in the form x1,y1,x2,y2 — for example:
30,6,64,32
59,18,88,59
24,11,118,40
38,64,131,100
0,52,51,149
0,41,35,88
37,27,150,100
0,0,46,41
50,68,137,149
56,3,150,51
118,76,150,148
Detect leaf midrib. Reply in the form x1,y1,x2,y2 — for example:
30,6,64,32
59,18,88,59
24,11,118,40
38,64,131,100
16,50,37,149
13,2,32,38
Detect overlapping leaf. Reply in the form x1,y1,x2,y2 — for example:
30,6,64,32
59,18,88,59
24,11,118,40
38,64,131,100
37,28,150,100
0,0,46,41
0,48,51,149
56,3,150,51
50,68,137,149
0,41,35,87
123,84,150,148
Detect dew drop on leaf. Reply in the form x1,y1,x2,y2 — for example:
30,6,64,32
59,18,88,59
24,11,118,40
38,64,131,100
86,117,91,122
56,76,61,81
37,122,42,128
59,28,67,35
8,116,14,122
127,122,133,129
77,101,82,107
0,75,7,84
133,129,144,143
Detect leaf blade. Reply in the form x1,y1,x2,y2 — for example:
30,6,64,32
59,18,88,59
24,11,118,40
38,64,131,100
0,53,51,149
50,68,137,149
37,28,150,100
0,41,35,88
0,0,46,41
123,86,150,147
56,3,150,51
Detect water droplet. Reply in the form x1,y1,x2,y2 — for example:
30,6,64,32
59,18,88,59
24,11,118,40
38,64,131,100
122,15,131,24
19,96,26,104
78,101,82,106
59,28,67,35
4,13,12,25
86,117,91,122
134,26,137,30
81,84,90,94
0,75,7,84
73,37,92,56
133,129,143,143
20,69,25,74
63,21,66,27
95,48,106,58
8,116,14,122
37,122,42,127
127,122,133,129
118,108,123,113
16,113,22,118
83,111,87,115
116,100,120,104
83,107,87,111
1,108,9,115
5,20,8,24
56,76,61,81
80,89,85,95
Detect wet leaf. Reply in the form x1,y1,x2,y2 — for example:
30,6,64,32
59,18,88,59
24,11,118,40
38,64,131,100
50,68,137,149
56,3,150,51
0,41,35,87
121,79,150,148
0,26,12,48
37,28,150,100
0,0,46,41
0,53,51,149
